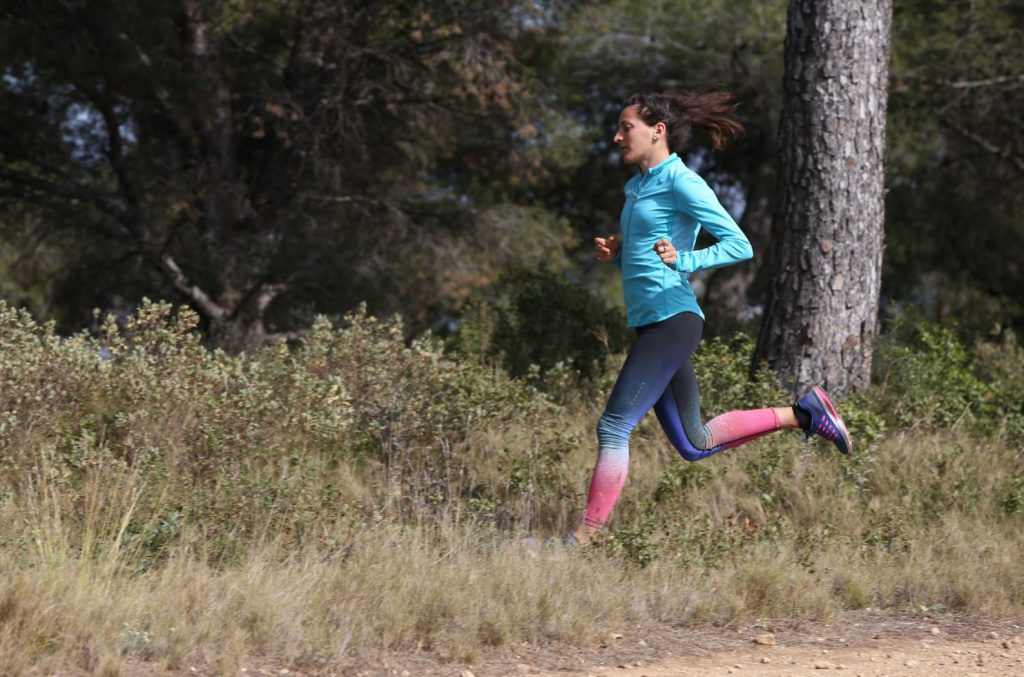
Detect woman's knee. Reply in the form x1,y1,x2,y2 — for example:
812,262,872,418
668,424,711,462
596,411,632,449
677,447,706,462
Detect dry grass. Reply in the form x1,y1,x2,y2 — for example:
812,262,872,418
2,428,1022,674
1,300,1022,672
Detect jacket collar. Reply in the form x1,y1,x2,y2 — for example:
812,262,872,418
643,152,678,177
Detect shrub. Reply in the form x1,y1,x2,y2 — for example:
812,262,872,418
448,267,630,386
872,319,1024,441
691,332,787,419
0,299,555,562
872,321,986,429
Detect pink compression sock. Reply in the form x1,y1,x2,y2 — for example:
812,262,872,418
704,407,781,451
582,445,628,528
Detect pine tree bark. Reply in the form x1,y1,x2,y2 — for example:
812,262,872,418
754,0,892,396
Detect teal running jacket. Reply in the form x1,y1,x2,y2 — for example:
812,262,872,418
610,153,753,327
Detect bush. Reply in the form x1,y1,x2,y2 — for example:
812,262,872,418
691,332,787,415
0,299,556,563
4,300,1024,672
872,319,1024,441
448,267,631,386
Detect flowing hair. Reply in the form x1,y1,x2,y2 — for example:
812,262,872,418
624,90,745,152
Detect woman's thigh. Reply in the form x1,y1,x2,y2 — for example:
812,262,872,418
600,312,704,437
653,354,711,452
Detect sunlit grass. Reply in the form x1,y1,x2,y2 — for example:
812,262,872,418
1,300,1022,672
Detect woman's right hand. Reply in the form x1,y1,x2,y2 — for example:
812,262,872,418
594,235,620,263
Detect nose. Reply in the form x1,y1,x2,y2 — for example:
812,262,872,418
613,130,623,144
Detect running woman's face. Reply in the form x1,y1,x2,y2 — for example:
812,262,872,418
613,105,661,165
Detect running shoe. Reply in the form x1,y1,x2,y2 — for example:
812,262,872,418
796,386,852,455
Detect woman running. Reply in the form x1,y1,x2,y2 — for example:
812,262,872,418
573,91,851,546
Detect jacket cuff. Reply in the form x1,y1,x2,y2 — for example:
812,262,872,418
673,252,695,275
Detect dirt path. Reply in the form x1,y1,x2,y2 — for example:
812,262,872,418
115,613,1024,675
454,613,1024,677
535,635,1023,676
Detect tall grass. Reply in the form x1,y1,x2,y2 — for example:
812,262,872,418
0,300,1022,672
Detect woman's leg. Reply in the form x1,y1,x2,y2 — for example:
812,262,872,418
653,345,799,462
576,313,700,541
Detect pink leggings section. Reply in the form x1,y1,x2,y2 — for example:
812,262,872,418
583,407,781,529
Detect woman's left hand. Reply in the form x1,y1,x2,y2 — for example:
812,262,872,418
653,238,677,267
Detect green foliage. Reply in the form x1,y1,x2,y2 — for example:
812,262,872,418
693,333,788,415
1001,474,1024,516
973,330,1024,441
862,508,912,553
449,267,630,386
654,462,712,504
2,296,1022,583
0,0,571,347
605,514,662,568
0,299,555,563
872,319,1024,441
887,0,1024,327
498,428,580,530
874,321,984,428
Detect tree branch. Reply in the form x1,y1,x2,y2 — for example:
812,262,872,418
257,282,288,314
934,73,1024,89
160,253,229,320
266,328,308,343
182,0,235,171
0,163,130,226
303,193,408,217
944,120,1024,174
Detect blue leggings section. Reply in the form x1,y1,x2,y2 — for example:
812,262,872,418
596,311,724,462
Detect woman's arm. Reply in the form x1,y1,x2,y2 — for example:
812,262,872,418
670,170,753,274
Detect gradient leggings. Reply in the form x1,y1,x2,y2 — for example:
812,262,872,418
583,311,782,528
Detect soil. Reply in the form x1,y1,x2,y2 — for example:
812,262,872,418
358,612,1024,677
113,611,1024,676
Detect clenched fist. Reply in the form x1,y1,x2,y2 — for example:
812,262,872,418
653,237,678,267
594,235,620,263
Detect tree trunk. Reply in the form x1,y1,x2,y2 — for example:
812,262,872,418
754,0,892,396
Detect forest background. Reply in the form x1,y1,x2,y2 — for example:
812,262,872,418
1,0,1023,674
3,0,1022,351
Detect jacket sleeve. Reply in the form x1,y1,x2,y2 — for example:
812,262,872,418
670,170,753,275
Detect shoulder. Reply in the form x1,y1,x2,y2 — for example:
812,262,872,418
668,160,704,187
669,162,714,200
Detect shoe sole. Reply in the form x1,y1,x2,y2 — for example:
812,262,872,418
813,386,852,455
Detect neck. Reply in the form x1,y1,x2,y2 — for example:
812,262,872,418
639,147,672,174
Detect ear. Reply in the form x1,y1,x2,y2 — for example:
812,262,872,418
654,121,667,137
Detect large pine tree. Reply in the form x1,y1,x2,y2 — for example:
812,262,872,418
755,0,893,395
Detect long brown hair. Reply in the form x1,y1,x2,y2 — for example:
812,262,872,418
624,90,745,152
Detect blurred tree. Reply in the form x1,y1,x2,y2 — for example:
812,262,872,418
3,0,1022,361
884,0,1024,332
0,0,569,349
755,0,892,395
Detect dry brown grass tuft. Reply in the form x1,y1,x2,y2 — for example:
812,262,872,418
1,301,1023,672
